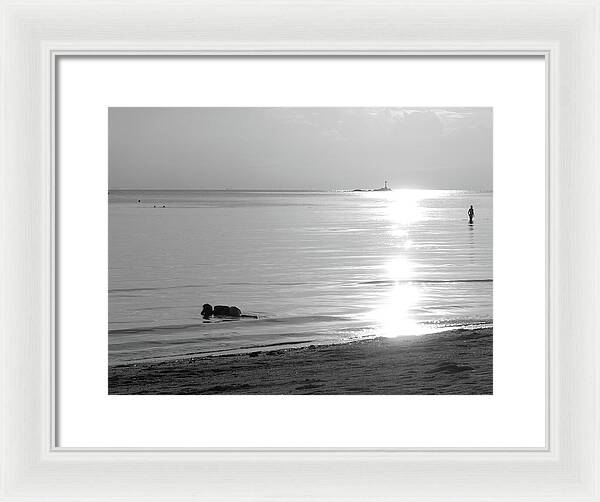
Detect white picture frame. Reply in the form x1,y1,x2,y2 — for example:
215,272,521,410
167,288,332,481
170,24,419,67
1,0,598,500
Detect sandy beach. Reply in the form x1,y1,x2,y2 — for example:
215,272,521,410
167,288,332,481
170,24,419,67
108,327,492,395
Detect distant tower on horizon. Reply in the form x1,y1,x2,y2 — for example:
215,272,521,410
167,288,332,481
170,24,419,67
374,180,392,192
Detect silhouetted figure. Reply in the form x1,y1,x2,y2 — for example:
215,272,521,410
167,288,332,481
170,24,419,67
201,303,213,319
468,205,475,224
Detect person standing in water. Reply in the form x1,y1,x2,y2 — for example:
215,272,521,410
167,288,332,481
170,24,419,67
468,205,475,224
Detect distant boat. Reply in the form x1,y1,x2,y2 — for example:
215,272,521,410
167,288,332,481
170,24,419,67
374,181,391,192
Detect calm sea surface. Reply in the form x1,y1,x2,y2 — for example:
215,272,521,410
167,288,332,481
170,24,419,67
109,190,492,365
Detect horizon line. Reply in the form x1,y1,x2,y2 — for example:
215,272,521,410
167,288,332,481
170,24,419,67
108,188,494,192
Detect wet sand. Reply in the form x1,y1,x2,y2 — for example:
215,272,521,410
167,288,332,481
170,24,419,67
108,328,492,395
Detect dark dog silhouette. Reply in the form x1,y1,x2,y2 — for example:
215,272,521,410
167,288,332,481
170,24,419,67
201,304,213,319
213,305,241,317
201,303,256,319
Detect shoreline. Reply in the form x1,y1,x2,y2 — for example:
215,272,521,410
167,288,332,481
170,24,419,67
109,322,493,368
109,327,493,395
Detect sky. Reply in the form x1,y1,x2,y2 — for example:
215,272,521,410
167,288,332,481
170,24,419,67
108,107,492,190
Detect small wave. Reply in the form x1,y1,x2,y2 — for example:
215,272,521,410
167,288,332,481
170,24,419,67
109,284,204,293
113,339,316,364
109,314,347,335
359,279,493,285
109,319,258,335
109,322,210,335
223,281,310,286
259,315,348,324
110,281,311,293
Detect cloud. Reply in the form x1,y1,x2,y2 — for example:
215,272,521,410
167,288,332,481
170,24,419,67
109,107,492,190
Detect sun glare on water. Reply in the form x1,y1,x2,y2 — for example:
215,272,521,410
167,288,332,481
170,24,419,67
368,283,422,338
361,189,440,338
367,188,432,225
385,256,413,281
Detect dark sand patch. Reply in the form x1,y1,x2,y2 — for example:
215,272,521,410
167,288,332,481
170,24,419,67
108,328,492,395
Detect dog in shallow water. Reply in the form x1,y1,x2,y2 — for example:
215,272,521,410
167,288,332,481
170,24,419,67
202,303,256,320
213,305,241,317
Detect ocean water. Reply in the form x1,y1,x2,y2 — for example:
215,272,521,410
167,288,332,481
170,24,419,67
109,190,492,365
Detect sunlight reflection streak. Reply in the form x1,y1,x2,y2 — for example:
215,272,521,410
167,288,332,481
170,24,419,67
363,189,441,337
366,283,422,338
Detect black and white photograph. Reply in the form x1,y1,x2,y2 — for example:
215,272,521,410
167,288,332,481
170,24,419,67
108,107,493,395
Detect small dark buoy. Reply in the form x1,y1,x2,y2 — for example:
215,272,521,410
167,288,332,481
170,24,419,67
162,205,165,208
137,199,140,203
